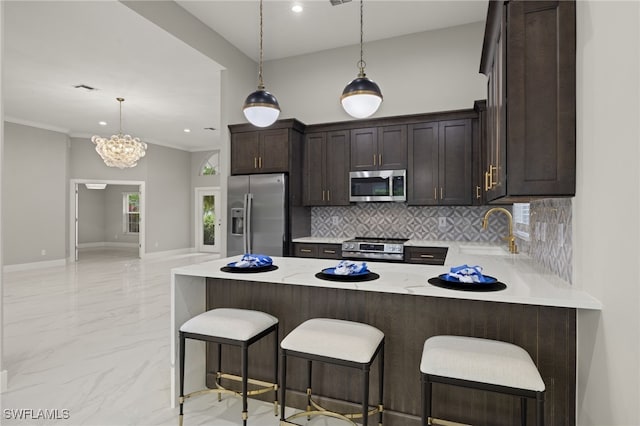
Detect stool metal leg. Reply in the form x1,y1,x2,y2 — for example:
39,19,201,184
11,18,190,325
422,376,432,426
217,343,222,402
179,332,186,426
521,397,527,426
273,326,279,416
241,344,248,426
536,393,544,426
362,367,370,426
378,343,384,426
280,350,287,422
306,360,313,419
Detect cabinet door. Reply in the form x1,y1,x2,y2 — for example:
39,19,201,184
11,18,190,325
506,0,576,197
407,122,439,205
303,133,326,206
259,128,289,173
325,130,351,206
318,244,342,259
293,243,318,258
439,119,472,205
231,132,260,175
377,125,407,170
350,127,378,171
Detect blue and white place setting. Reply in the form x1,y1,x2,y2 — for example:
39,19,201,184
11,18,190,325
316,260,380,282
221,254,279,273
428,264,506,292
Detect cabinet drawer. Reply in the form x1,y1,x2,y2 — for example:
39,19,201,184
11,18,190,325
405,246,448,265
294,243,318,258
317,244,342,259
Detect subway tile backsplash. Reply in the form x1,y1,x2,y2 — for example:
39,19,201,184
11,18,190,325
312,199,573,284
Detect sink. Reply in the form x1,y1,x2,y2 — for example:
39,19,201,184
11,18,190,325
458,245,512,256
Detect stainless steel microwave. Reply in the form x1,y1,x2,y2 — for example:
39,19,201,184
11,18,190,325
349,169,407,202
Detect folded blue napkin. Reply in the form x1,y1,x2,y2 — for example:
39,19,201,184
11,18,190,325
447,264,490,283
334,260,368,275
233,254,273,268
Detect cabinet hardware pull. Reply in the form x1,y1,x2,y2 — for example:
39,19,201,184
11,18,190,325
484,170,491,191
434,187,437,200
373,154,376,166
440,187,444,199
324,250,336,254
378,154,382,166
300,249,312,253
259,157,262,169
490,165,498,187
254,157,258,169
322,190,325,201
420,254,435,258
327,190,330,201
476,186,481,199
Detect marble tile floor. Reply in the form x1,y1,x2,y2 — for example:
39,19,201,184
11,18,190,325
1,249,343,426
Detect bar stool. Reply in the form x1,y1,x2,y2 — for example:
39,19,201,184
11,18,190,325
280,318,384,426
420,335,545,426
178,308,279,426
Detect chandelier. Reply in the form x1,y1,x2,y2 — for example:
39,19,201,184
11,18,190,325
340,0,383,118
92,98,147,169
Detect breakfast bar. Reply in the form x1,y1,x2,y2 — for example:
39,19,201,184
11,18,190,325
171,247,601,426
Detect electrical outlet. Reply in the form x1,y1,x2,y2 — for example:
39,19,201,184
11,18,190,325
438,217,447,229
154,242,159,248
41,249,46,256
557,224,564,247
540,222,547,242
331,216,339,226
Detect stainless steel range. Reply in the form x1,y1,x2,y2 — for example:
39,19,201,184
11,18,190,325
342,237,408,262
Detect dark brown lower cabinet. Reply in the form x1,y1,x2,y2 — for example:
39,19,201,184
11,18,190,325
205,278,576,426
293,243,342,259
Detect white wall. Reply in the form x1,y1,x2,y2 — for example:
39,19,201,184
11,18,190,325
77,185,106,244
266,21,487,124
574,1,640,424
2,123,68,265
0,0,6,391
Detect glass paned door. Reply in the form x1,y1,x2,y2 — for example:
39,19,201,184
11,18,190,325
196,188,221,253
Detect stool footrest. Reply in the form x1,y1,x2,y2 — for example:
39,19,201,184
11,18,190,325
428,417,471,426
282,391,382,425
216,372,278,397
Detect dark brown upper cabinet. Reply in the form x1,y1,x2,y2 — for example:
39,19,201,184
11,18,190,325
350,125,407,171
480,0,576,203
229,119,305,176
303,130,350,206
408,119,473,206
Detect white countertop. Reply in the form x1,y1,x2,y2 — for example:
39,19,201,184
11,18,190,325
292,237,348,244
172,245,602,310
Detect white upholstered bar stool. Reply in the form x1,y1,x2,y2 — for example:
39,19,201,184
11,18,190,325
178,308,279,426
280,318,385,426
420,335,545,426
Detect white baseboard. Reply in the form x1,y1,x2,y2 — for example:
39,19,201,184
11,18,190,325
1,369,7,393
3,258,67,272
141,247,196,259
78,242,138,249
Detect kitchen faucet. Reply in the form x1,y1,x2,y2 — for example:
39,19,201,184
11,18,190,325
482,207,518,254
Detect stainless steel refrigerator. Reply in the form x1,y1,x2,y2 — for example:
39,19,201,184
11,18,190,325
227,173,288,257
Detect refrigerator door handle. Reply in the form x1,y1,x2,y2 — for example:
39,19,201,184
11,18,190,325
242,193,248,253
246,193,253,254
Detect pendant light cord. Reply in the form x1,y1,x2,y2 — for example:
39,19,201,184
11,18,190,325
257,0,265,90
117,97,124,135
358,0,366,78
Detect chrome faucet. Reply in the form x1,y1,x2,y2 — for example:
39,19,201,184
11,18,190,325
482,207,518,254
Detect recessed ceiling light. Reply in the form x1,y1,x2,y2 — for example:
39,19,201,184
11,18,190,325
291,3,303,13
99,121,107,126
184,128,191,133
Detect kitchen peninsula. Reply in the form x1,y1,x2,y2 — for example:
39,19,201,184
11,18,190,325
171,247,600,426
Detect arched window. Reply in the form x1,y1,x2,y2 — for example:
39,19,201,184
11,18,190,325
200,151,219,176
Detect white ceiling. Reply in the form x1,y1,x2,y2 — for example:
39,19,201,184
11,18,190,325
3,0,487,152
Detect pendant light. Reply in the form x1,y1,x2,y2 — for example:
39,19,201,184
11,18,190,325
243,0,280,128
341,0,383,119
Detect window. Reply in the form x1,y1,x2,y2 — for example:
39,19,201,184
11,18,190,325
123,192,140,234
513,203,530,240
200,151,220,176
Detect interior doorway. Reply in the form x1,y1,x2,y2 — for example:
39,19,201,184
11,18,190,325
195,187,221,253
69,179,146,261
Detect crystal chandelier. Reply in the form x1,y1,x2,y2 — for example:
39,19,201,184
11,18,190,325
92,98,147,169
